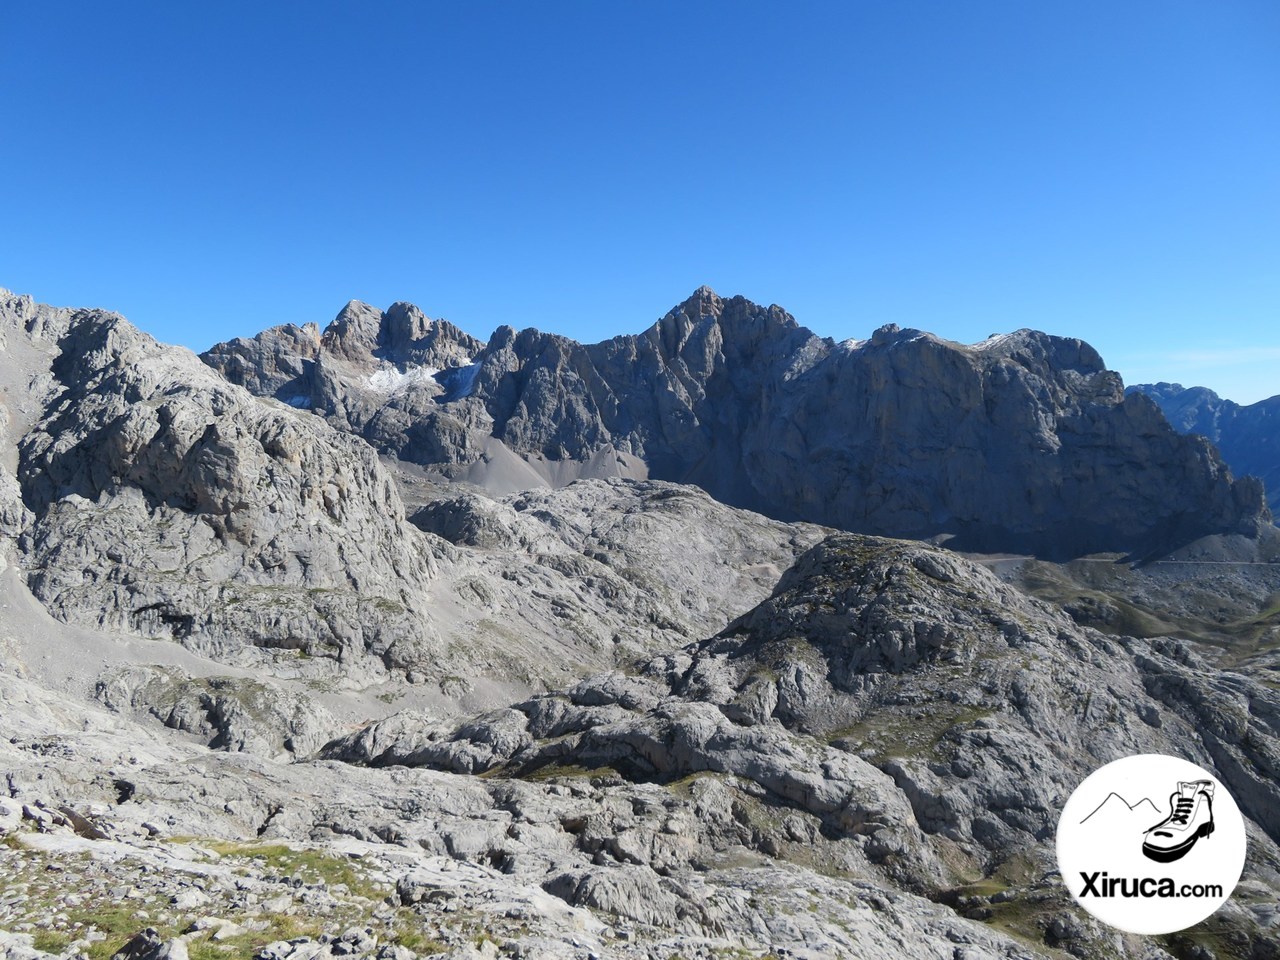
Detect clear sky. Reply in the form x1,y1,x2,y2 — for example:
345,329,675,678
2,2,1278,403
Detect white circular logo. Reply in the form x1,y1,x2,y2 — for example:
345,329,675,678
1056,754,1246,934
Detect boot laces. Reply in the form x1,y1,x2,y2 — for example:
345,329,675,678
1170,796,1195,825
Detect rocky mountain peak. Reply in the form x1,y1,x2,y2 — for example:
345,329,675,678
320,299,383,361
1138,380,1221,405
648,286,716,357
202,298,489,436
317,299,483,369
200,289,1273,558
967,328,1109,381
383,299,430,339
2,291,445,678
1130,380,1280,514
676,283,724,318
865,321,905,342
485,323,518,351
644,291,822,391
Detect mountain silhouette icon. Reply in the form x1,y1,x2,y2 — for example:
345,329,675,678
1080,792,1161,826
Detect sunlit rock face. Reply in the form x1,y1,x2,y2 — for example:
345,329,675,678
208,287,1271,558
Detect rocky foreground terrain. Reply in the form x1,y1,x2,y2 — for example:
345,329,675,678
2,287,1279,960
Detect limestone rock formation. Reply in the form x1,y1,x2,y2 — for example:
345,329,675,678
95,665,337,759
1130,381,1280,514
207,288,1271,557
1,289,443,679
2,638,1073,960
3,288,830,698
4,284,1279,960
413,478,828,682
201,300,484,402
202,300,493,471
325,534,1280,956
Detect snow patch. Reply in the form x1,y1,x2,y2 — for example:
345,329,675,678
973,332,1018,350
364,365,440,394
284,395,311,409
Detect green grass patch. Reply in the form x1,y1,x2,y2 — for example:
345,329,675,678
826,703,994,760
31,931,73,954
55,902,177,960
390,926,446,955
953,878,1010,899
202,841,385,901
514,761,622,783
663,770,720,797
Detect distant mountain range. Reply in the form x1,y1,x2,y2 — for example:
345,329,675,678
203,287,1273,559
1128,383,1280,515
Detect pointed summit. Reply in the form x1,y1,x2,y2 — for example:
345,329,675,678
676,285,724,320
322,300,384,361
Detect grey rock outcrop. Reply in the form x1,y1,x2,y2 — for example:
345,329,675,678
1,289,441,678
95,665,338,758
326,533,1280,952
207,287,1271,557
2,653,1076,960
0,932,57,960
111,929,188,960
414,478,828,681
0,408,30,547
4,288,837,700
1130,381,1280,515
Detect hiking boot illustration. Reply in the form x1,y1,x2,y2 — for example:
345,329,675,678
1143,780,1215,863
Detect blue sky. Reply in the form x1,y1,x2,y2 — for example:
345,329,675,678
2,1,1278,402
